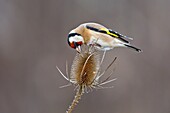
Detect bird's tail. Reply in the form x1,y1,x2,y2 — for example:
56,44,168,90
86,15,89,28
124,44,142,52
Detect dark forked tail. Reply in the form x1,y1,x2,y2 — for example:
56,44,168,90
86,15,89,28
124,44,142,52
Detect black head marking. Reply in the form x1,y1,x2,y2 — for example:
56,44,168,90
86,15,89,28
68,33,81,38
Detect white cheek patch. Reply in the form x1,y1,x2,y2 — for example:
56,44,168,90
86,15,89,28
69,36,84,43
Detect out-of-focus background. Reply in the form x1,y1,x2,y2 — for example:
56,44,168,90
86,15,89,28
0,0,170,113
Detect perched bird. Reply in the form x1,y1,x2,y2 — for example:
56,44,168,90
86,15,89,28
67,22,142,53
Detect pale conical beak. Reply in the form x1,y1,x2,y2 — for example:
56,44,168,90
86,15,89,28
76,46,81,53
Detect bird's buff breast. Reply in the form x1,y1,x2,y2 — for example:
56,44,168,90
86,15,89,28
88,36,114,51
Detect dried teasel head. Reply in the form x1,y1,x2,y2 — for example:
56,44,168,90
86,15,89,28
57,45,117,91
70,50,100,87
57,45,117,113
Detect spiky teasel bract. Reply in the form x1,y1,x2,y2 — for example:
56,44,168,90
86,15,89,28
57,45,117,113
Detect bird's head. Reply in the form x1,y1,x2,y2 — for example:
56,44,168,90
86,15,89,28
68,32,84,53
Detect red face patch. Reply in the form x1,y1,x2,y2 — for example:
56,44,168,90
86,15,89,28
70,42,76,49
69,41,83,49
76,41,83,45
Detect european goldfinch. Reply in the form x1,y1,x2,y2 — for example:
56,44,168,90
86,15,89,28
68,22,142,53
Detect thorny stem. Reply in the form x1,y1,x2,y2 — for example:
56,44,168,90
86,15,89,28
66,85,84,113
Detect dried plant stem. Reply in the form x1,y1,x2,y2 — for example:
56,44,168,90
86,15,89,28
66,86,84,113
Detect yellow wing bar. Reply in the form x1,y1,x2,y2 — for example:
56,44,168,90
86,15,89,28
99,28,129,43
100,28,119,38
86,25,129,43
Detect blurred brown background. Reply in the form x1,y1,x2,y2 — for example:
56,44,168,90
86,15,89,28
0,0,170,113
